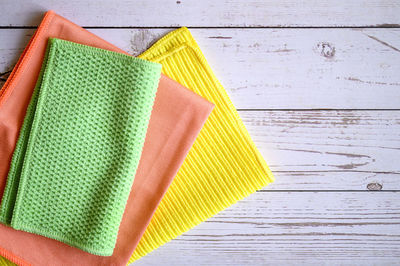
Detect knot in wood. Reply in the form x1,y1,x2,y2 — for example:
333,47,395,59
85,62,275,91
317,42,335,58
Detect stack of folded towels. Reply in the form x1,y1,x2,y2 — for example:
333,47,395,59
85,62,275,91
0,10,274,266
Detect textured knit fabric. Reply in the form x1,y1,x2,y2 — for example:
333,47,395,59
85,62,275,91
0,11,212,266
0,38,161,256
129,27,274,262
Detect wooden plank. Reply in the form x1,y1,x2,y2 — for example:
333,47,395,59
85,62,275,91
1,28,400,109
132,192,400,265
267,171,400,191
240,110,400,173
1,0,400,27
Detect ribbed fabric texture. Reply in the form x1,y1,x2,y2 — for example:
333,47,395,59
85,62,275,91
0,257,14,266
0,38,161,256
130,27,274,262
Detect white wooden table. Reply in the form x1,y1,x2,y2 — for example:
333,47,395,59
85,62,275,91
1,1,400,265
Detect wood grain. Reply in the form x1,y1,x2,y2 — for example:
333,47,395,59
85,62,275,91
1,28,400,109
134,192,400,265
1,0,400,27
267,171,400,191
241,110,400,173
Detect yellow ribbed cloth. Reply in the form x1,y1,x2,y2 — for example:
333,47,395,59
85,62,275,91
0,257,14,266
130,27,274,263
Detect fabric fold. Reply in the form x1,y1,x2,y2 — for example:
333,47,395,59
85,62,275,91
130,27,274,262
0,11,213,266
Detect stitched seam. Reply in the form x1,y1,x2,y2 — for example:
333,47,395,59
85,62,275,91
50,38,161,69
11,221,113,256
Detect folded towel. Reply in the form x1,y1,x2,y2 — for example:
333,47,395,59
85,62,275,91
130,27,274,262
0,38,161,256
0,11,213,266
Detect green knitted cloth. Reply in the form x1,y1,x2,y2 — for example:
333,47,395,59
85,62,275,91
0,38,161,256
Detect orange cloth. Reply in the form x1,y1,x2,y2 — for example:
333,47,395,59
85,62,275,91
0,11,213,266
